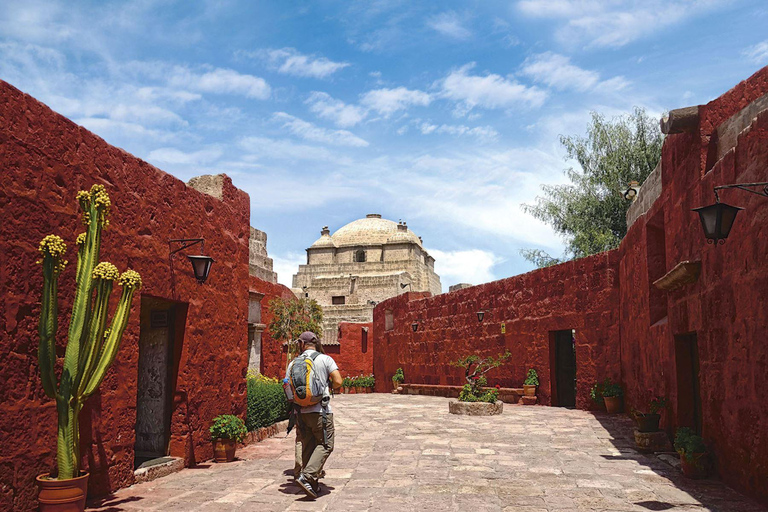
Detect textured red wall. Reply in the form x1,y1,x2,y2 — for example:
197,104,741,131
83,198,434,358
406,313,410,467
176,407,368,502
331,322,374,379
250,276,296,379
618,67,768,504
373,252,621,410
0,80,251,511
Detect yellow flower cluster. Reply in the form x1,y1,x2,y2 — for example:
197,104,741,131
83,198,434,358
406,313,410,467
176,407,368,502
77,185,112,227
76,233,86,246
92,262,120,281
119,269,142,289
37,235,68,273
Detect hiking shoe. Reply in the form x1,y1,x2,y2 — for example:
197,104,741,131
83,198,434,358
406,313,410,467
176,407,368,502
295,475,318,499
318,469,326,479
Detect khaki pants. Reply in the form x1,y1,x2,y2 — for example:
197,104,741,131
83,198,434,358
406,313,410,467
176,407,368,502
297,412,334,484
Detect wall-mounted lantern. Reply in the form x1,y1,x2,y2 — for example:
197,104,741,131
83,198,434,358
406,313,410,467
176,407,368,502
411,322,418,332
693,182,767,244
169,238,214,284
623,181,640,201
476,310,486,322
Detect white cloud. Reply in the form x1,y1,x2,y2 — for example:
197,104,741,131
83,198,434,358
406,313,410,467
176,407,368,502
743,40,768,65
418,122,498,141
360,87,431,116
273,112,369,147
260,48,350,79
439,63,547,113
429,249,502,286
167,67,270,99
520,52,599,91
426,11,472,40
271,252,306,287
305,91,368,127
147,146,223,165
238,136,352,165
516,0,724,48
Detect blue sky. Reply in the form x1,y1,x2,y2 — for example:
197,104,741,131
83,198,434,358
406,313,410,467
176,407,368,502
2,0,767,290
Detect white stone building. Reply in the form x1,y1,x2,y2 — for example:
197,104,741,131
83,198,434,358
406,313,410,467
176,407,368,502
292,214,442,343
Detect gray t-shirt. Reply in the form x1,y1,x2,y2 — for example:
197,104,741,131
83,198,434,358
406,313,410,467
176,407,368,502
286,350,339,414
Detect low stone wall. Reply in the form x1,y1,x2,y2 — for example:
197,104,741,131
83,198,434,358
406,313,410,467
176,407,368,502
243,419,289,445
448,400,503,416
400,384,524,403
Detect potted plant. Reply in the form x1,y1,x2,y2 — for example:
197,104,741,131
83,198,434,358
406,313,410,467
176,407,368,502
674,427,709,478
210,415,247,462
34,185,142,512
342,376,352,394
635,395,668,432
590,379,606,409
523,368,538,397
392,368,404,391
602,379,623,413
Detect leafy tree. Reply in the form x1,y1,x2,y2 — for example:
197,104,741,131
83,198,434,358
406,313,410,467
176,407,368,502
522,107,663,266
267,296,323,367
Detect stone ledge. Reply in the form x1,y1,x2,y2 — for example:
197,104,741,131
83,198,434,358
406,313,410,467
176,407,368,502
400,383,523,403
243,419,289,445
133,457,185,484
448,400,503,416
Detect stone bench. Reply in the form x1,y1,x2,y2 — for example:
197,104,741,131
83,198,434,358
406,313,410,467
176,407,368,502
399,384,525,404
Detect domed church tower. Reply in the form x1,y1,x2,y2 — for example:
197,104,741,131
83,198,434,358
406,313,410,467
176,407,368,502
292,214,442,344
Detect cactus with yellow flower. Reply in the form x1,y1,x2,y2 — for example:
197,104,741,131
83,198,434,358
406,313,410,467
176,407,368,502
37,184,141,481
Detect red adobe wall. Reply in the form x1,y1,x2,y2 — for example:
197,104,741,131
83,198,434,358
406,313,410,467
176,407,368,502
373,252,621,410
0,80,252,511
249,275,296,379
618,66,768,504
329,322,374,378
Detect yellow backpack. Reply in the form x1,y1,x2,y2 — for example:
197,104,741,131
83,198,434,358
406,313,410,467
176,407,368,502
289,352,323,407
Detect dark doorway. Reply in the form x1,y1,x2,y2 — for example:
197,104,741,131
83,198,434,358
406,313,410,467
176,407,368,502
675,332,702,433
134,297,180,468
551,329,577,408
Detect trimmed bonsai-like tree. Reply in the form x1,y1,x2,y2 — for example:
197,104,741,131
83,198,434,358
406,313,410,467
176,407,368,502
392,367,404,390
451,351,511,403
37,185,142,481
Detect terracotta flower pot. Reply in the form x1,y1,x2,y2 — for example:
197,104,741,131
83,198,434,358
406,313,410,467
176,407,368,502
636,413,661,432
349,387,356,394
680,451,709,479
523,384,536,397
212,438,237,462
604,396,623,413
392,379,400,391
37,472,89,512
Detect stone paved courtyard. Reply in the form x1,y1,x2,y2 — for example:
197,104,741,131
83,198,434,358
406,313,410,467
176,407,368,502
88,395,767,511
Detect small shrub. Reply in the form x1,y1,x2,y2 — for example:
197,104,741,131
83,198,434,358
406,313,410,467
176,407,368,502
648,395,668,414
246,374,289,431
393,368,405,383
342,376,353,388
524,368,539,386
210,414,247,442
591,377,622,402
674,427,706,456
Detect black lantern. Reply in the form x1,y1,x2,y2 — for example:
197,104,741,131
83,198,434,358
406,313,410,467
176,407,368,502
411,322,418,332
693,181,768,245
476,311,485,322
187,254,214,284
692,203,742,244
169,238,214,284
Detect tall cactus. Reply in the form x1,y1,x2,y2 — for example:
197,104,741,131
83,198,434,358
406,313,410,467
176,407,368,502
37,184,141,480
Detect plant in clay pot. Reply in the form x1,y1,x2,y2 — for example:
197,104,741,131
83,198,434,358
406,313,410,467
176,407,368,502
342,376,352,394
35,185,142,512
591,378,623,413
523,368,538,397
392,367,404,391
634,394,668,432
674,427,709,478
210,415,247,462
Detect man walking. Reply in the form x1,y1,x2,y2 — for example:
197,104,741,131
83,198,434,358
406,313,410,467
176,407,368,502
286,331,342,499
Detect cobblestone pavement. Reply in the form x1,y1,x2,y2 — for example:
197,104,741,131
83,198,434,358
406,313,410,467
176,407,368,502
88,394,767,511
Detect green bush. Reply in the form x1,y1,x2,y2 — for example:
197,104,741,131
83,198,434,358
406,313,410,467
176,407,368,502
524,368,539,386
393,368,405,383
210,414,247,442
247,375,289,431
590,377,623,402
674,427,706,456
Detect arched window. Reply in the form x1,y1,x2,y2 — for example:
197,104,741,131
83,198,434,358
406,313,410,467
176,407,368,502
354,249,366,262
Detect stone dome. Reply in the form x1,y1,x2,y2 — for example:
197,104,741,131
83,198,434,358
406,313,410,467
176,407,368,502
329,214,422,248
310,226,337,249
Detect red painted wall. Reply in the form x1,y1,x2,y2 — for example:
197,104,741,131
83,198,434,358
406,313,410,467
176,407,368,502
373,252,621,410
0,81,251,511
331,322,374,379
618,67,768,504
